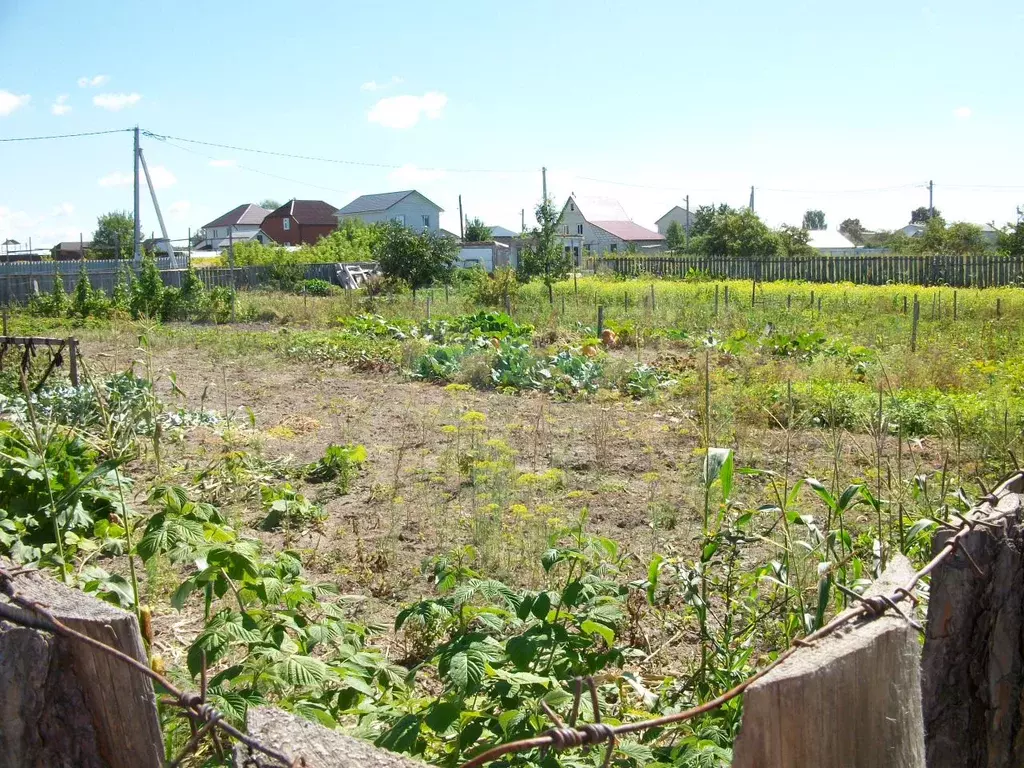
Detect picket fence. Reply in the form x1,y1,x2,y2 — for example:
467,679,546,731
599,253,1024,288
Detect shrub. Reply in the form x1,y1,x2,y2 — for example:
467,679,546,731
300,278,336,297
469,266,519,307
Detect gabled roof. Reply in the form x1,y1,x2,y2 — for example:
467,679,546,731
336,190,443,215
2,239,20,246
655,206,693,226
204,203,271,230
807,229,856,250
569,195,630,222
487,225,518,238
53,240,93,251
266,199,339,226
591,221,665,242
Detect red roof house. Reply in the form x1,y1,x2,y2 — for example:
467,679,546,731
261,200,339,246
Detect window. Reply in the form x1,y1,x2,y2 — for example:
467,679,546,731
562,225,569,235
284,241,291,246
393,214,405,226
570,202,575,211
564,246,571,255
609,243,618,253
282,218,291,231
577,224,584,235
422,215,430,228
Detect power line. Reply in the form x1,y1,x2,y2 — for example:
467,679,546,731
142,129,533,175
0,128,132,143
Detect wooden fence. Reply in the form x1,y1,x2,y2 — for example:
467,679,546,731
0,262,344,305
599,253,1024,288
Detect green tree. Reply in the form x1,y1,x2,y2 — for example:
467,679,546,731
374,221,457,295
999,222,1024,256
776,225,814,257
911,206,941,224
802,209,826,230
518,198,571,303
259,199,281,211
665,220,686,251
944,222,987,255
690,203,737,238
91,210,135,260
839,218,865,244
464,218,492,242
692,209,778,260
918,217,949,253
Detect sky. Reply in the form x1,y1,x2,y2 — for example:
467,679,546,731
1,0,1023,249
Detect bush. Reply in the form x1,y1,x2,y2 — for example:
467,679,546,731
468,266,520,307
300,278,336,297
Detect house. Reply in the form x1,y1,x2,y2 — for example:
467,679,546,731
979,223,1001,245
898,223,926,238
51,240,92,260
487,225,519,240
197,203,272,251
807,228,859,254
655,206,695,236
555,195,665,260
262,200,339,246
1,238,20,256
335,190,442,234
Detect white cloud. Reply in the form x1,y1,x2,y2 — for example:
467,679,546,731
389,164,447,184
208,159,236,168
93,92,141,111
368,91,447,129
51,202,75,216
77,75,109,88
98,165,175,189
50,94,71,116
168,200,191,217
953,106,972,119
0,90,31,117
0,206,39,233
98,171,132,187
361,75,404,91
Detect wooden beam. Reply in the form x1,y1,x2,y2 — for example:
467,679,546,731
731,555,925,768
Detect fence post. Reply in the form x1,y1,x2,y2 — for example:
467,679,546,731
911,294,920,352
597,305,604,336
724,285,730,308
650,283,655,312
714,285,719,316
68,337,79,387
732,555,925,768
953,290,957,321
0,558,164,767
996,297,1001,318
920,471,1024,768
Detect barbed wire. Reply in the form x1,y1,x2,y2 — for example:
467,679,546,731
457,470,1021,768
0,471,1018,768
0,565,295,768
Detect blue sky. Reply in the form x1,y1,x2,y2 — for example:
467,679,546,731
2,0,1023,247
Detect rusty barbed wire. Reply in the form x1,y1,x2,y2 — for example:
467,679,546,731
0,565,296,768
458,471,1022,768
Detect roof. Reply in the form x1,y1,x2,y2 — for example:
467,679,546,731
336,190,443,215
591,221,665,242
53,240,93,251
807,229,856,250
267,199,339,226
209,230,268,249
655,206,692,226
487,225,518,238
203,203,271,229
570,195,630,222
2,239,20,245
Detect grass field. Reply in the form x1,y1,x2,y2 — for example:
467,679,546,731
2,274,1020,766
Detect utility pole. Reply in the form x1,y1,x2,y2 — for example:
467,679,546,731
542,167,547,203
684,194,690,245
521,208,525,232
928,180,934,219
458,195,464,240
749,186,755,213
133,126,141,262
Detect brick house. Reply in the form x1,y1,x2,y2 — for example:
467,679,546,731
261,200,339,246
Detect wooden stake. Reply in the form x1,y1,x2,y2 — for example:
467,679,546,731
953,290,957,321
911,295,920,353
714,285,719,315
597,305,604,335
68,338,79,387
650,283,656,312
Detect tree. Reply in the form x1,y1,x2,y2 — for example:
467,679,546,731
517,198,571,303
691,209,778,260
999,222,1024,256
802,210,826,230
374,221,457,295
911,206,941,224
665,220,686,251
776,225,814,257
839,218,866,244
92,210,135,259
690,203,737,239
259,199,281,211
464,218,492,242
944,222,986,255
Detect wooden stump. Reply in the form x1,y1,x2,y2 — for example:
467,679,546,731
920,473,1024,768
237,706,429,768
731,555,925,768
0,562,163,768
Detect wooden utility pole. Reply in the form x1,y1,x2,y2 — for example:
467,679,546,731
685,194,690,246
458,195,464,240
133,125,141,261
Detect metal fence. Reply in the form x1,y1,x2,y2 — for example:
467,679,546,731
0,261,347,305
598,253,1024,288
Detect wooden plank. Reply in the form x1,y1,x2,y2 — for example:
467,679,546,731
732,555,925,768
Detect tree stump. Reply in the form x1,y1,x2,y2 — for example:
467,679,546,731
237,706,429,768
920,472,1024,768
731,554,925,768
0,561,163,768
